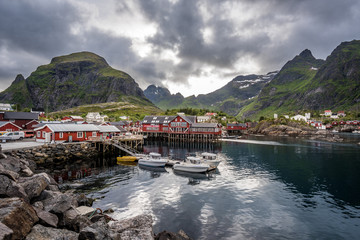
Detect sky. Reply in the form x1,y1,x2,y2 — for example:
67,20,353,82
0,0,359,97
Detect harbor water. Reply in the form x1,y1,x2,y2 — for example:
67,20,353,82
70,136,360,239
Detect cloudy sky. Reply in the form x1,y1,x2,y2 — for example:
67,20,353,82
0,0,359,97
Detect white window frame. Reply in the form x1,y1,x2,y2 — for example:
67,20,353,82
92,131,97,137
59,132,63,139
42,131,45,138
77,132,83,138
37,131,40,137
6,129,12,132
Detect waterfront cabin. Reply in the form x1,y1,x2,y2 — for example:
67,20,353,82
0,112,39,129
190,123,222,135
339,121,346,125
0,121,22,132
34,124,100,143
97,125,122,137
332,121,339,126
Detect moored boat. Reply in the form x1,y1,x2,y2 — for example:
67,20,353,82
138,152,167,167
173,157,209,173
117,156,137,162
201,152,221,168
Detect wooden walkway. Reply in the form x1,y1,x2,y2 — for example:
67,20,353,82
87,135,144,156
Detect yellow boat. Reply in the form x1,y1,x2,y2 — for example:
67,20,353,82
117,156,137,162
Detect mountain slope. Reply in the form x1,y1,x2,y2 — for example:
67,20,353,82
144,72,277,115
0,52,154,112
239,40,360,120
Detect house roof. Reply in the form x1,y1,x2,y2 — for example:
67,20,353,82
0,121,21,129
97,125,122,133
35,124,100,132
70,116,84,120
4,112,39,120
191,123,219,128
142,116,176,124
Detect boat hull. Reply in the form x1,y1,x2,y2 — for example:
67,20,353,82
138,159,167,167
203,160,221,168
173,164,209,173
117,156,137,162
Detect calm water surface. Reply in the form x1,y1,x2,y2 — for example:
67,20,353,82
73,137,360,239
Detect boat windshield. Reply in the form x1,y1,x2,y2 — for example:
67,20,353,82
149,152,161,159
202,152,216,160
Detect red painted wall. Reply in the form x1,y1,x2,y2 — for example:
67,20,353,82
0,123,21,132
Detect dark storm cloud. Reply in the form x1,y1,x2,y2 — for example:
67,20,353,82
1,0,360,94
138,0,360,77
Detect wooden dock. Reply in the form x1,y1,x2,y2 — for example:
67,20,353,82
87,135,144,156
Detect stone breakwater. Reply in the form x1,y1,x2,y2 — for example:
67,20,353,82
6,143,99,169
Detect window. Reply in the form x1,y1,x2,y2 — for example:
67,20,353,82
6,129,12,132
77,132,83,138
92,131,97,137
42,131,45,138
59,132,63,139
37,131,40,137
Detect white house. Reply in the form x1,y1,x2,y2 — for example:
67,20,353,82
291,115,307,122
0,103,13,111
197,116,211,123
86,112,108,123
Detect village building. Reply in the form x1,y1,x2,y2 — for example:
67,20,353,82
86,112,108,123
34,124,100,143
0,103,13,111
61,116,84,122
0,121,22,132
227,123,247,135
205,112,217,117
337,111,346,117
0,112,39,129
291,115,307,121
197,116,211,123
142,114,221,142
97,125,123,137
324,110,332,116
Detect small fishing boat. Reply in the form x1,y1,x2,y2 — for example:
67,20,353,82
138,152,167,167
173,157,209,173
201,152,221,169
117,156,137,162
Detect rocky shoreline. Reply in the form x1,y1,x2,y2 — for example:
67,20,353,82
0,146,191,240
245,120,349,142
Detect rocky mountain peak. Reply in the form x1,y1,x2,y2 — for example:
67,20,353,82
13,74,25,84
299,49,314,59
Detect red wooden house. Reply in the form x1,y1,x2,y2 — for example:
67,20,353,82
0,121,22,132
0,112,39,129
34,124,100,143
227,123,247,131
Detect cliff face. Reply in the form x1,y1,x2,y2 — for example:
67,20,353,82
0,52,153,111
239,40,360,119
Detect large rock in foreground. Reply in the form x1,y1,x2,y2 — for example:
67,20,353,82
26,224,78,240
0,197,39,239
108,214,154,240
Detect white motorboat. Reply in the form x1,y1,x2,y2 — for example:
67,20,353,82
138,152,167,167
201,152,221,168
173,157,210,173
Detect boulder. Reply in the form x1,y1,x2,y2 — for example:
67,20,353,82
109,214,154,240
79,219,111,240
18,174,50,201
0,165,19,181
41,190,78,214
33,207,58,228
25,224,78,240
62,208,92,232
155,230,191,240
0,222,13,240
0,197,39,240
0,175,28,201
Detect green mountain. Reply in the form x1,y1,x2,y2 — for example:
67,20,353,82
0,52,155,112
238,40,360,120
144,72,277,115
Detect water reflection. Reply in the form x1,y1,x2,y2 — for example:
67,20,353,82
65,139,360,239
